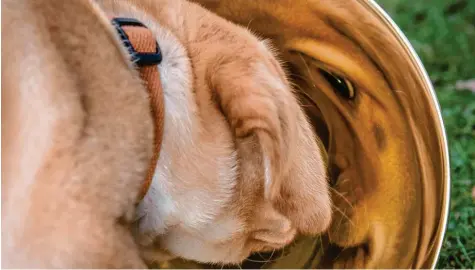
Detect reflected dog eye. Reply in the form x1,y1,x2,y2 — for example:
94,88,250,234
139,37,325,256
318,68,355,99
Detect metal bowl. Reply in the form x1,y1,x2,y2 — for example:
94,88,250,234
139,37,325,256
157,0,450,268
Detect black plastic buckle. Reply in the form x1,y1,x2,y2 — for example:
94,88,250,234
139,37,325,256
111,17,163,66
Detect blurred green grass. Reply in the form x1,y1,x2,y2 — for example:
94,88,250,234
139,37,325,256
376,0,475,268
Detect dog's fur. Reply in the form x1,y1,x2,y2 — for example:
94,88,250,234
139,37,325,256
2,0,332,267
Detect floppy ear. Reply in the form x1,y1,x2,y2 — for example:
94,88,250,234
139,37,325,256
209,50,332,240
275,109,332,235
209,52,297,202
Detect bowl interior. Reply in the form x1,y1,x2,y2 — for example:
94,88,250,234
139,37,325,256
156,0,450,268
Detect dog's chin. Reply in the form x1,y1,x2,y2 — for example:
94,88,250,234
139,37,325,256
154,231,300,266
193,252,249,266
159,236,250,265
158,246,249,266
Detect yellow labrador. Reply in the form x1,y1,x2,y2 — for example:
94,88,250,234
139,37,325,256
2,0,331,267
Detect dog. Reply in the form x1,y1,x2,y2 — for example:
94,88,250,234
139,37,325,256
2,0,332,268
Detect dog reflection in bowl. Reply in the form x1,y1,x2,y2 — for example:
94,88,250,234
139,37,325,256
187,0,436,268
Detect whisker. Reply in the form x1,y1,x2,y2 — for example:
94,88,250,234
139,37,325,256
272,250,299,262
291,72,312,82
329,186,354,209
298,54,318,90
244,248,285,265
318,235,325,256
246,18,255,30
257,251,270,262
332,204,354,227
330,204,354,239
333,208,345,241
279,246,286,260
245,258,271,263
266,248,276,266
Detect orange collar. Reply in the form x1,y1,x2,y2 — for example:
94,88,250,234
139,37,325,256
112,18,165,202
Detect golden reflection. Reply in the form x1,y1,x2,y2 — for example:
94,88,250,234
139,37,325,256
158,0,450,268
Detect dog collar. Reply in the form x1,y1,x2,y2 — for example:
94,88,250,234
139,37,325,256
111,17,165,202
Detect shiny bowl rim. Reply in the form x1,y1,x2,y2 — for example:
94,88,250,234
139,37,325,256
362,1,451,268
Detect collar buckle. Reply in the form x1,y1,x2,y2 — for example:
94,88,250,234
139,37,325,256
111,17,163,66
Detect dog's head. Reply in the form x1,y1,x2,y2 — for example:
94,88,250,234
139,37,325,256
95,0,333,265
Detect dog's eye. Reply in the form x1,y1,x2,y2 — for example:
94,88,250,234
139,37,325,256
318,68,355,99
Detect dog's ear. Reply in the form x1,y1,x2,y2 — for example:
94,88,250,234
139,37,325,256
209,51,296,202
209,47,331,239
275,113,332,235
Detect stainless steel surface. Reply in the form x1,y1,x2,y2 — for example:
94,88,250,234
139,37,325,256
158,0,451,268
362,2,450,267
